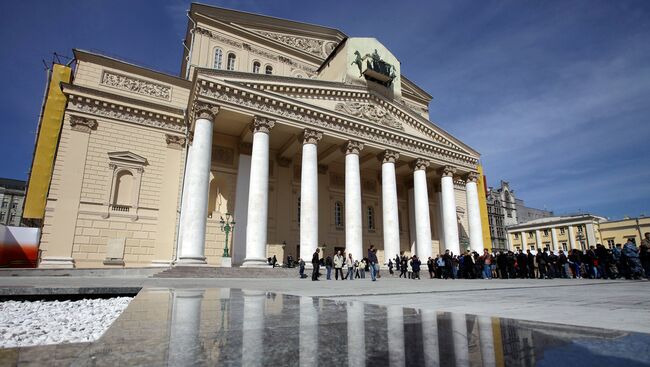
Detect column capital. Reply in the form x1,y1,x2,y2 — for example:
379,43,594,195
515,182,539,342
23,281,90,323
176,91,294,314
165,134,186,150
410,158,430,171
378,150,399,164
194,102,220,121
343,140,364,155
302,129,323,145
440,165,457,178
250,116,275,134
465,171,480,183
70,115,97,133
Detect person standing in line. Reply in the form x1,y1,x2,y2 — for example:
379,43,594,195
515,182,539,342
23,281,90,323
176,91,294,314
558,249,569,278
399,256,408,278
427,257,435,279
345,253,355,280
271,255,277,268
395,254,401,273
325,255,333,280
481,249,493,279
357,259,368,279
411,255,421,280
298,258,306,278
526,250,536,279
368,245,379,281
406,258,413,279
333,250,344,280
311,248,320,281
388,259,394,275
640,233,650,278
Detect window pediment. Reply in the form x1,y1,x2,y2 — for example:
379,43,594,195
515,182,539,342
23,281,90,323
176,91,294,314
108,151,148,167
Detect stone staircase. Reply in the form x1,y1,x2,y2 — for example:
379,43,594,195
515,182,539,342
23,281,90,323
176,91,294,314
153,266,299,278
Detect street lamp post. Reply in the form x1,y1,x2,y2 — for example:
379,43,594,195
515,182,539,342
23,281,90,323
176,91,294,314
220,213,235,258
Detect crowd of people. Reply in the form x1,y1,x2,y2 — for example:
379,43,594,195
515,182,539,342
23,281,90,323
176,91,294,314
295,233,650,281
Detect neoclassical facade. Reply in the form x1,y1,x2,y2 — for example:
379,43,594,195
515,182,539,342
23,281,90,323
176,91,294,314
36,5,485,268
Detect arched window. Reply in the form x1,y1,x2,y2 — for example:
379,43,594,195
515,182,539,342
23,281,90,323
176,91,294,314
367,206,375,231
213,48,223,69
335,201,343,228
113,170,134,208
265,65,273,75
252,61,260,73
227,53,236,71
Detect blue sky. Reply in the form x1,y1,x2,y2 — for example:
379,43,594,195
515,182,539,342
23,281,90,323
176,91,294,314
0,0,648,219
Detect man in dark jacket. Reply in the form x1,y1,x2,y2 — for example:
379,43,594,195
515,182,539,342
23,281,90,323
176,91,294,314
427,257,435,279
368,245,379,281
517,250,528,279
311,248,320,281
527,250,536,279
411,255,421,279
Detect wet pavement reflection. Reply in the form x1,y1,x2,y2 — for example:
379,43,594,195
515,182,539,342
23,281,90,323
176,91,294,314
3,287,650,366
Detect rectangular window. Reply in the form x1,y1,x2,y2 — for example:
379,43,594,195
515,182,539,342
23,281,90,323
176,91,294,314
507,209,512,218
561,243,567,251
9,213,15,222
577,226,583,233
1,201,7,208
514,233,519,239
0,212,4,221
606,239,615,248
543,229,549,237
560,228,565,235
528,232,533,239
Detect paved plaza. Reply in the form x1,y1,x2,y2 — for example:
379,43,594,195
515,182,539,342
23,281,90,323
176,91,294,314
1,274,649,334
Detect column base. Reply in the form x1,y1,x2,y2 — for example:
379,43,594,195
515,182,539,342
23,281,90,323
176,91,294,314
39,257,75,269
241,258,271,268
220,257,232,268
176,257,207,265
150,260,173,267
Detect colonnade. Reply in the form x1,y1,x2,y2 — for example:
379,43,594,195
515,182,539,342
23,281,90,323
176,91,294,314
176,108,485,265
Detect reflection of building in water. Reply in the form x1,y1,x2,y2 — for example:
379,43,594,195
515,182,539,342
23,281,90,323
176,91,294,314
60,289,632,366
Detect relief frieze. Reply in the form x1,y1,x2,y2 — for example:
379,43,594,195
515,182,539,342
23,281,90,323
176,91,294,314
101,71,171,101
251,30,337,59
335,101,403,130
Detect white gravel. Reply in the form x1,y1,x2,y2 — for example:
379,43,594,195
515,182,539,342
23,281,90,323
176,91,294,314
0,297,132,348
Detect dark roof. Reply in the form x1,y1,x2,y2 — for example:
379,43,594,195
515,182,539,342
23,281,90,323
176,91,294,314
0,178,26,190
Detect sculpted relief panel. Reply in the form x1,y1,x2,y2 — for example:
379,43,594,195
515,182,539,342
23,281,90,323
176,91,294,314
101,71,172,101
250,29,337,59
335,101,404,130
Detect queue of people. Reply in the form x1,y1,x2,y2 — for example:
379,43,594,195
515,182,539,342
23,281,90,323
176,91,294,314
296,234,650,281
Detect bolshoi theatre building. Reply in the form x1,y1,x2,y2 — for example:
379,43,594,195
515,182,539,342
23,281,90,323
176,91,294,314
25,4,491,268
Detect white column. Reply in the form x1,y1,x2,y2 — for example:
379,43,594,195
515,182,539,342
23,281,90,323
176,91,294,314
478,316,496,367
347,301,366,367
568,225,576,249
408,188,417,255
520,231,527,251
299,129,323,266
421,309,440,367
344,141,364,261
451,312,469,367
168,289,204,366
232,145,252,265
242,290,265,367
413,159,432,259
381,150,401,263
242,117,275,267
465,172,485,253
299,297,319,367
178,104,218,264
535,230,542,250
440,166,460,255
551,228,558,251
586,222,597,248
387,306,405,367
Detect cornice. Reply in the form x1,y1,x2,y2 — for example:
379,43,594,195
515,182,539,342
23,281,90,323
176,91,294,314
194,78,478,169
66,94,185,133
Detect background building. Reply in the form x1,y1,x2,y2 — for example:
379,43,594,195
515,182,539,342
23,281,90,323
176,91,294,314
0,178,26,226
507,214,605,252
486,181,554,250
515,198,553,223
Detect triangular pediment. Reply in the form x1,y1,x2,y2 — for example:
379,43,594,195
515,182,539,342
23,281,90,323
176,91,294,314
255,86,476,156
108,151,148,166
